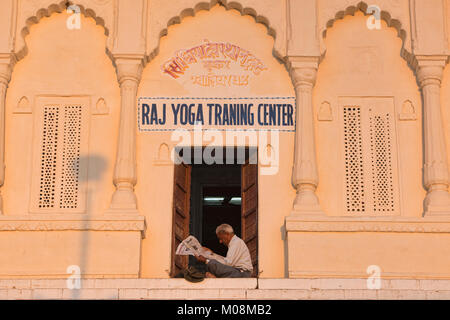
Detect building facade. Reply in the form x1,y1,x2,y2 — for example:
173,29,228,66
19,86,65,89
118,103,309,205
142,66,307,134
0,0,450,299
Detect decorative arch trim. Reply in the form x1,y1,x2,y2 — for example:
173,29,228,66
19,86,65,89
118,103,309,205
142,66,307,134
147,0,282,63
320,1,413,66
15,1,113,63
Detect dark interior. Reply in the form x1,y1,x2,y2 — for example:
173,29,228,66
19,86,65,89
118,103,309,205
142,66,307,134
202,185,241,257
182,146,257,270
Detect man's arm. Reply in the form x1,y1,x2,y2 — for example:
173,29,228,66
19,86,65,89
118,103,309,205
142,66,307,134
221,240,239,266
200,247,227,264
194,247,228,265
203,239,239,266
209,253,227,265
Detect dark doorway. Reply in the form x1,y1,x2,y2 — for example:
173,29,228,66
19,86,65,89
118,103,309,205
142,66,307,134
192,169,242,258
170,147,258,277
202,186,242,256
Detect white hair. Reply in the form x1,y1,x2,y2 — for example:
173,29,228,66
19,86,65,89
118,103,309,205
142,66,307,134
215,224,234,235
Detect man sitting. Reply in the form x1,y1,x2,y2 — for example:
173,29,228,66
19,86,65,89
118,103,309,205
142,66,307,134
195,223,253,278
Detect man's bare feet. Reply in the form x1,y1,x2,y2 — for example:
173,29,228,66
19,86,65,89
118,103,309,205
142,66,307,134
205,272,216,278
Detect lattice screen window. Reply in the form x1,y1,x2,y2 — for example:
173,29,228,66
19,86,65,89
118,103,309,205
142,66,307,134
343,107,365,213
369,112,395,212
341,98,399,215
30,97,90,213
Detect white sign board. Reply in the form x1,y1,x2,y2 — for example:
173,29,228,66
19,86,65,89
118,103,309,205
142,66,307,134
138,97,296,132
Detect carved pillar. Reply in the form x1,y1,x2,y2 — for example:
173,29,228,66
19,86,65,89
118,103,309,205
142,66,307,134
288,57,323,215
415,56,450,216
0,54,14,215
108,55,145,212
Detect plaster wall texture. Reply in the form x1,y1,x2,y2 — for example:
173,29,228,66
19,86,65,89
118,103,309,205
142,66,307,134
0,0,448,286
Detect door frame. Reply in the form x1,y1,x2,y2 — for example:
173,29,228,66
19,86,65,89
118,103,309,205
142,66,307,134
170,147,259,277
189,165,241,243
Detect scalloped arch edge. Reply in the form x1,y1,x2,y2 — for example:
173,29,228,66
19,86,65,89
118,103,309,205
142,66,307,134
320,1,413,68
15,1,112,63
147,0,281,64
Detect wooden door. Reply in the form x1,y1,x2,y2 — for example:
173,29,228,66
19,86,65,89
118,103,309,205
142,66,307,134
171,163,191,277
241,162,258,277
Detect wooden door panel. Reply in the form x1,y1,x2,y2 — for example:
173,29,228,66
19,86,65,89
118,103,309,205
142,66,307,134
174,210,186,241
174,164,188,192
242,163,257,190
241,162,258,277
174,186,188,217
171,163,191,277
242,184,257,217
243,210,257,241
246,236,258,266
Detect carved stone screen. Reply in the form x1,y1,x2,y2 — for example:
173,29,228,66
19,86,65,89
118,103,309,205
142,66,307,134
30,97,90,213
340,98,400,216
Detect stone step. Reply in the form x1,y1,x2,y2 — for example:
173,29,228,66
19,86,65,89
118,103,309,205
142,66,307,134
0,278,449,299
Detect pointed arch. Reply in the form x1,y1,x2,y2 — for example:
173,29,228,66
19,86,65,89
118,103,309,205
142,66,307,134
147,0,282,63
320,1,413,67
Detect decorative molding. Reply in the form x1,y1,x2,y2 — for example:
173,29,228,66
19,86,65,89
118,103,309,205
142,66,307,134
398,100,416,121
285,216,450,233
114,54,146,84
0,53,17,215
153,143,172,166
318,101,333,121
0,53,16,85
146,0,283,63
286,55,323,216
0,214,146,237
13,96,32,114
15,1,116,63
414,55,450,216
414,55,447,86
288,270,450,280
319,1,413,67
92,98,109,115
108,55,145,212
287,56,319,80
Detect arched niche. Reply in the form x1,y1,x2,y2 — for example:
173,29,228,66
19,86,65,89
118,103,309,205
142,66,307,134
139,4,293,98
313,10,424,218
318,1,412,64
146,0,285,62
136,3,295,278
4,11,120,216
14,1,114,62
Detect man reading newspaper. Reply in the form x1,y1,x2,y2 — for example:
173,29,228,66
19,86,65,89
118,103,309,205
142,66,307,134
177,224,253,278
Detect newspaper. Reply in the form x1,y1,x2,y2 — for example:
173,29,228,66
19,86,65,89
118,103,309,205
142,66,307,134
176,235,226,264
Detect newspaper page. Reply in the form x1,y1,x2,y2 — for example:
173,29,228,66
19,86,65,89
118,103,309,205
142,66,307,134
176,235,226,264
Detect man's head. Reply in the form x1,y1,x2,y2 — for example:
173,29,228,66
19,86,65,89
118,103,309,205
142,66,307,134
215,224,234,246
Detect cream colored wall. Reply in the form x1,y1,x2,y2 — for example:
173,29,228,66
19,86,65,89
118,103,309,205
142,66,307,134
0,230,142,278
442,2,450,186
4,12,120,216
443,68,450,191
137,5,295,278
0,1,448,280
288,231,450,279
314,12,425,217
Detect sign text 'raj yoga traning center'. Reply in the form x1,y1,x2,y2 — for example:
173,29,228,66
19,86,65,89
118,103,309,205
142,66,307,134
0,0,449,299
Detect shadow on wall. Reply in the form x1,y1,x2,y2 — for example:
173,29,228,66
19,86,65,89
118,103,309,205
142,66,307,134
31,154,109,298
65,155,107,299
